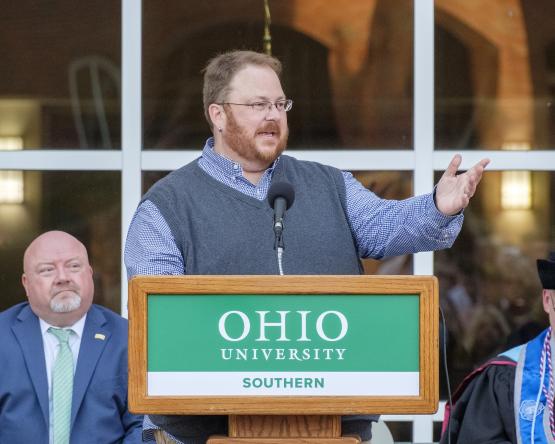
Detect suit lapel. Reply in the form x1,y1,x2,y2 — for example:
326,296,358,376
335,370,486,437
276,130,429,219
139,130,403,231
71,305,111,427
11,305,50,427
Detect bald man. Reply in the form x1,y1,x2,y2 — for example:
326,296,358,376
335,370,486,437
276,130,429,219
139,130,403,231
0,231,142,443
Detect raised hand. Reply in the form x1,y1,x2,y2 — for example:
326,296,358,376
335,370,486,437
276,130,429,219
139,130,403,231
435,155,490,216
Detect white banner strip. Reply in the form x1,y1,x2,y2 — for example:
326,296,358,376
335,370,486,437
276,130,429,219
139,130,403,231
148,371,419,396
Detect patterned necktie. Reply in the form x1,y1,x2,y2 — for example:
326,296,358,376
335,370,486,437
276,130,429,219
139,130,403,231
49,327,74,444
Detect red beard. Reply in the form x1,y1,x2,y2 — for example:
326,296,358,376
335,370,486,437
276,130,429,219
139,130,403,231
223,108,288,165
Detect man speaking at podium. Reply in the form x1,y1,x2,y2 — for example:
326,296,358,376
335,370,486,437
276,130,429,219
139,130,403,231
125,50,489,443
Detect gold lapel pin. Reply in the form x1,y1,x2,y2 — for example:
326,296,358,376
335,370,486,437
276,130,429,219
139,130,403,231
94,333,106,340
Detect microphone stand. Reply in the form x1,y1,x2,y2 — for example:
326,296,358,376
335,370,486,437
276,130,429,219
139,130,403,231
267,182,294,277
274,216,285,276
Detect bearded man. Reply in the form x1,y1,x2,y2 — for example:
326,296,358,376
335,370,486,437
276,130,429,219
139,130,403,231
125,50,489,443
0,230,142,443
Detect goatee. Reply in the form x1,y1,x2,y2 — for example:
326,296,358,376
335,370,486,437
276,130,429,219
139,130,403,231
223,108,288,164
50,292,82,313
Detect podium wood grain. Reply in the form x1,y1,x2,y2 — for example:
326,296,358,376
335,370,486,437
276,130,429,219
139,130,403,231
210,415,357,444
207,438,360,443
228,415,341,437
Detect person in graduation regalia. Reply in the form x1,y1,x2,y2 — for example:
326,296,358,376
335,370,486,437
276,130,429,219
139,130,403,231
441,251,555,444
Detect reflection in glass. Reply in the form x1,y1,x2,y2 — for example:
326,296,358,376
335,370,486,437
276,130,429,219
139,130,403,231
0,172,121,313
143,171,170,194
435,0,555,150
0,137,24,203
501,171,532,210
434,171,555,395
0,2,121,149
143,0,413,150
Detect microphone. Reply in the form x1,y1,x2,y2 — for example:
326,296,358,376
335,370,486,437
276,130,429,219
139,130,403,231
267,181,295,244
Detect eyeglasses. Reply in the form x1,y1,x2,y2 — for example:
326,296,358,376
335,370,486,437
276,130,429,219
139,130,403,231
218,99,293,113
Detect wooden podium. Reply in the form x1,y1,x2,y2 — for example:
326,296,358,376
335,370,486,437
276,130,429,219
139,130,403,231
128,275,438,443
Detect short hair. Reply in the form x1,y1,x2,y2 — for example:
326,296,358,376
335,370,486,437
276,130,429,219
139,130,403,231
202,50,282,128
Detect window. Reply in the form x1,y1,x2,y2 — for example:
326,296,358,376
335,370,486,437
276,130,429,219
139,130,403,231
0,171,121,313
1,2,554,441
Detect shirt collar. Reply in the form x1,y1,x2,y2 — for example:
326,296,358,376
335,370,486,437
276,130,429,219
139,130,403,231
201,137,279,178
39,313,87,339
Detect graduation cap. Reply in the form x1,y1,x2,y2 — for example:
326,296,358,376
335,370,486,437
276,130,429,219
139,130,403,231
537,252,555,290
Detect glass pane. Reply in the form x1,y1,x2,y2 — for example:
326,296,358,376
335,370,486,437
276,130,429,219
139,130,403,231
0,171,121,313
0,2,121,149
143,0,413,150
143,170,413,274
143,171,170,194
435,0,555,150
434,171,555,395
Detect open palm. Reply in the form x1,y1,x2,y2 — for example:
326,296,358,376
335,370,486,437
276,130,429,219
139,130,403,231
435,155,490,216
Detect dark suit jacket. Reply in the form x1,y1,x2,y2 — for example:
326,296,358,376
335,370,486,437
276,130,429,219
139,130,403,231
0,302,142,443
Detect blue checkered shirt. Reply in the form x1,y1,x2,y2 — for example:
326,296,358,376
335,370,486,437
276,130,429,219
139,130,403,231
125,138,462,443
125,138,462,280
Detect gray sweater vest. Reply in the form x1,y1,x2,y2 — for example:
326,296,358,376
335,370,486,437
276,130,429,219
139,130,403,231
143,155,362,275
143,156,369,442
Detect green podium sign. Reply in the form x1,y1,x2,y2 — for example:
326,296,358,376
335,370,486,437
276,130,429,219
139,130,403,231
129,275,438,415
147,294,419,397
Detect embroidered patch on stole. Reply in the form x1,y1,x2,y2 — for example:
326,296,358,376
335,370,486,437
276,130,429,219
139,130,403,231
520,400,545,421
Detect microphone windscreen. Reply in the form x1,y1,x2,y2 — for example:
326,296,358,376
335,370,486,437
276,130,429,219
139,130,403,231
267,181,295,210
